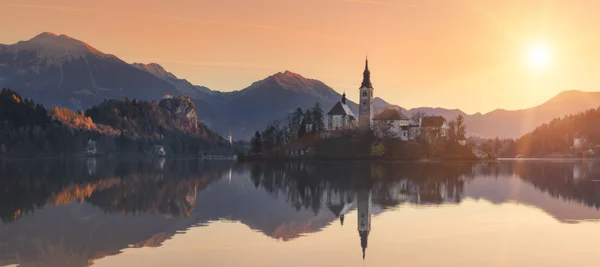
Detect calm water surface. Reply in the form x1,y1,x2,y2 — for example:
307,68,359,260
1,159,600,267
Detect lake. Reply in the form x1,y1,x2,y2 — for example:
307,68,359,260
1,159,600,267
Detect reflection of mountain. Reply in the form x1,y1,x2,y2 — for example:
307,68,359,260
0,159,231,222
467,160,600,222
3,160,600,266
0,159,234,267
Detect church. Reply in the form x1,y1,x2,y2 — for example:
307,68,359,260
327,57,378,130
326,58,449,140
327,57,437,140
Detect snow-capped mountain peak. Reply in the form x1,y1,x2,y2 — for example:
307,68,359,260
3,32,110,65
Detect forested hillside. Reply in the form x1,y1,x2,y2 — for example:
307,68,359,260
514,107,600,157
0,88,230,157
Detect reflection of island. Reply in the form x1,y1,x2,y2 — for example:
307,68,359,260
3,160,600,266
0,159,234,267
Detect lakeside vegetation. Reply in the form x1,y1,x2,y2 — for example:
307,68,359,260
476,106,600,158
4,84,600,160
0,88,232,157
246,105,476,161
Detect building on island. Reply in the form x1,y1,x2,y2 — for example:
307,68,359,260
372,108,411,140
326,93,356,130
418,116,449,140
321,57,452,143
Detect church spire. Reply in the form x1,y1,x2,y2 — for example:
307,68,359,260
360,56,372,88
360,230,369,260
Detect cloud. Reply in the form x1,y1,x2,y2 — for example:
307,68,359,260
340,0,392,5
142,14,280,30
5,3,93,13
165,60,254,69
130,58,264,73
5,3,279,30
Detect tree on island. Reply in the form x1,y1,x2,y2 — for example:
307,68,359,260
251,131,263,155
373,120,396,139
410,111,427,125
290,107,304,140
447,114,467,143
311,103,324,132
298,119,307,137
456,114,466,140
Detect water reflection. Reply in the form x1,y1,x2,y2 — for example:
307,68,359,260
1,159,600,266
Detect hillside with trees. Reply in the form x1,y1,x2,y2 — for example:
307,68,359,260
472,106,600,158
0,88,231,157
513,107,600,157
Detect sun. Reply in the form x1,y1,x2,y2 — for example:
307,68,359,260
526,44,550,69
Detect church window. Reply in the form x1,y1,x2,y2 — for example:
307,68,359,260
363,101,366,105
362,91,367,97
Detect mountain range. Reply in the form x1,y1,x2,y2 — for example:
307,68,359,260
1,32,599,139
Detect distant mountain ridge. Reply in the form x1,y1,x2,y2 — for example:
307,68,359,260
0,32,180,110
131,62,214,99
192,70,357,138
2,32,600,139
373,91,600,139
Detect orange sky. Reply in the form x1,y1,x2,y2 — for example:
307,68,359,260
3,0,600,113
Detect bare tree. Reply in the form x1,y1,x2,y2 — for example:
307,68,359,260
410,111,428,125
373,120,397,139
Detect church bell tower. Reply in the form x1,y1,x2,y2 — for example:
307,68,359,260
359,57,374,127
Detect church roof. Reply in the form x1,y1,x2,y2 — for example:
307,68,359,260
421,116,446,127
373,109,409,121
327,202,353,217
328,204,345,217
327,101,356,118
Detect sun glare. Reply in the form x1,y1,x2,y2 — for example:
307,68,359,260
526,44,550,69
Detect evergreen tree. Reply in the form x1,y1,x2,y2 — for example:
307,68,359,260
298,119,307,137
290,107,304,138
456,114,466,139
303,109,313,126
311,103,324,132
447,120,457,142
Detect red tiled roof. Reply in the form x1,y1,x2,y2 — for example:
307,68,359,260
373,109,409,121
421,116,446,127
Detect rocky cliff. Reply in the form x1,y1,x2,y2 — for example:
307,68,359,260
159,96,198,128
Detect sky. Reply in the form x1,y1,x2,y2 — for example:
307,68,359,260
3,0,600,114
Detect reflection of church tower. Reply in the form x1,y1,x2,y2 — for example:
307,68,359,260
357,187,372,260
